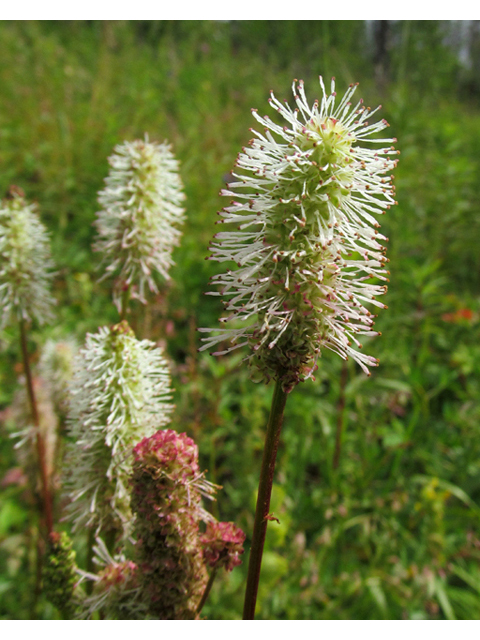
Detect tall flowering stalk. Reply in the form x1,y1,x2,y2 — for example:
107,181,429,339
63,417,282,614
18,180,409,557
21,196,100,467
94,136,186,314
201,77,398,618
0,186,56,535
64,320,174,547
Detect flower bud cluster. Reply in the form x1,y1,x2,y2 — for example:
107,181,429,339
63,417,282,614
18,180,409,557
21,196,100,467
43,531,83,619
201,78,398,391
0,187,55,329
95,137,185,310
64,321,174,539
200,520,246,572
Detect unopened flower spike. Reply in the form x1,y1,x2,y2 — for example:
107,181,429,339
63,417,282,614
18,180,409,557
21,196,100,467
94,136,186,311
64,320,174,540
200,77,398,391
43,531,84,619
0,186,55,329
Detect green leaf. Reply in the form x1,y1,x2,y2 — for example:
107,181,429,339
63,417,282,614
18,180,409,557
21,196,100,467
374,378,412,394
450,565,480,595
434,578,456,621
0,500,27,536
366,576,388,618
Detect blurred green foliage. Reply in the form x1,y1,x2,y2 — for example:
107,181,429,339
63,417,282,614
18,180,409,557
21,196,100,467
1,20,480,620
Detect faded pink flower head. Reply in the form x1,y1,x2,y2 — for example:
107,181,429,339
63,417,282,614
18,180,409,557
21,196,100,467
131,429,217,619
133,428,200,482
201,521,246,572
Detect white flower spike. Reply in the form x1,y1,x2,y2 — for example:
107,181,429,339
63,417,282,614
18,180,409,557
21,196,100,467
0,187,55,329
95,136,185,310
200,77,399,392
64,320,174,538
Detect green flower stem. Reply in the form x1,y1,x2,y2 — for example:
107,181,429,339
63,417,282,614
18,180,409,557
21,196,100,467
19,318,54,536
196,567,217,616
243,378,288,620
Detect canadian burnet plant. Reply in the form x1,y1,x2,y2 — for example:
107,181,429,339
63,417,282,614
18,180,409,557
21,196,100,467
0,186,56,535
201,77,398,618
201,77,398,392
0,187,55,330
130,429,216,620
76,430,245,619
94,136,186,313
64,320,174,542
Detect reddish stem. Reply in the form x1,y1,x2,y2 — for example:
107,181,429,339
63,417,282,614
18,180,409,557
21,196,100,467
19,318,54,536
243,378,288,619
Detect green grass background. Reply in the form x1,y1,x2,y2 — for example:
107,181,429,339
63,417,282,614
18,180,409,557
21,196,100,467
1,20,480,619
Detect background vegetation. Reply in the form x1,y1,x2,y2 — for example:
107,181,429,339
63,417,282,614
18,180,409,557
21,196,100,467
1,20,480,620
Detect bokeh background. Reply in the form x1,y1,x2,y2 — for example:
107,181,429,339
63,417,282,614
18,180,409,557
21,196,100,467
1,20,480,620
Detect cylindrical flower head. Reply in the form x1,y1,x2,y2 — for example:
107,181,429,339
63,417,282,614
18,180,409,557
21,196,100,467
94,136,186,309
200,78,398,391
130,430,217,619
64,321,174,538
200,521,246,572
0,187,55,329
